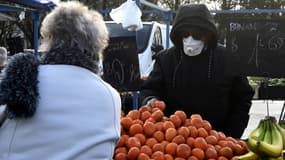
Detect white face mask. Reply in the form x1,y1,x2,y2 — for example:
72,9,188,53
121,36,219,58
183,36,204,56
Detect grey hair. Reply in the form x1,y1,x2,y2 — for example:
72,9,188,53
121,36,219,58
0,47,7,67
39,1,109,71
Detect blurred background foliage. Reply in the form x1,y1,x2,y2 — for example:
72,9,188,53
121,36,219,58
0,0,285,86
0,0,284,49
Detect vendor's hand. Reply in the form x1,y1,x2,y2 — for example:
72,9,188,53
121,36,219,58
147,98,166,111
146,98,158,108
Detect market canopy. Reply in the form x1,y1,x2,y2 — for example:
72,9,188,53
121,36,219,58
0,12,15,21
0,0,57,56
8,0,57,10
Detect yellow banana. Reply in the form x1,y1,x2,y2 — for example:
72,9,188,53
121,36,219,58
247,120,265,154
237,151,259,160
256,122,283,157
268,156,283,160
276,123,285,149
249,119,265,139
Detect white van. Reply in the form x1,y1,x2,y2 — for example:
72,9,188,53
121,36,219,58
105,21,172,79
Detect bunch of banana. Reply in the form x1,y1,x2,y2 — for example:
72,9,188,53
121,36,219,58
238,116,285,160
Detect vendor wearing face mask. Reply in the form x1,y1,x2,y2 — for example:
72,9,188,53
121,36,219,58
140,4,254,138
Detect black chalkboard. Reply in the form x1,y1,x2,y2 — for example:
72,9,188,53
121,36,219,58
226,18,285,78
103,36,142,91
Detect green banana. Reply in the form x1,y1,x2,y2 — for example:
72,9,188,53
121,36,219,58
278,120,285,129
256,121,283,157
276,123,285,149
237,151,259,160
263,120,272,145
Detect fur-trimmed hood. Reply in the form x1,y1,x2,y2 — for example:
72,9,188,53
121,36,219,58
0,53,39,118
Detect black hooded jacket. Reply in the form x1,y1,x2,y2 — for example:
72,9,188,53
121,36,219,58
140,4,254,138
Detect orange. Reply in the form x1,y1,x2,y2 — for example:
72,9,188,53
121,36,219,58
121,117,133,129
217,131,226,140
232,143,245,155
217,156,228,160
151,110,164,122
188,126,198,138
134,133,146,145
164,154,174,160
231,156,239,160
127,147,140,160
116,134,129,147
187,156,199,160
183,119,192,127
190,118,204,128
205,135,218,145
163,121,175,131
140,145,152,156
151,151,164,160
205,147,218,159
115,147,128,154
202,120,212,131
170,114,182,128
152,143,164,152
165,142,178,156
177,126,190,139
226,137,238,144
153,130,165,142
154,100,166,111
132,119,144,126
190,114,203,120
161,140,169,150
151,107,160,113
176,144,191,158
137,153,150,160
127,137,141,148
114,152,127,160
129,123,143,136
174,110,187,123
215,144,222,152
172,135,185,144
165,128,177,142
193,137,207,150
191,148,205,160
127,110,140,120
141,111,152,122
139,105,152,113
145,137,158,148
218,146,233,159
237,140,248,152
155,121,165,131
186,137,195,148
145,117,156,123
143,121,156,136
218,140,229,148
197,127,208,138
209,130,219,140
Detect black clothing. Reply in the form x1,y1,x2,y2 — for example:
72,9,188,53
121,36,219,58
140,4,254,138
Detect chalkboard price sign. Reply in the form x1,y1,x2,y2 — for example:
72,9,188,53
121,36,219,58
103,36,142,91
226,18,285,77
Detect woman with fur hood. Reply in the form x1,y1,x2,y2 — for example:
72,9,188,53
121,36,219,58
140,4,254,138
0,1,121,159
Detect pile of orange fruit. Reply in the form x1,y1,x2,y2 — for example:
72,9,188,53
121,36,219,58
113,101,248,160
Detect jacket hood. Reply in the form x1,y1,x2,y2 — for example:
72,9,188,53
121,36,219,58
170,4,218,49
